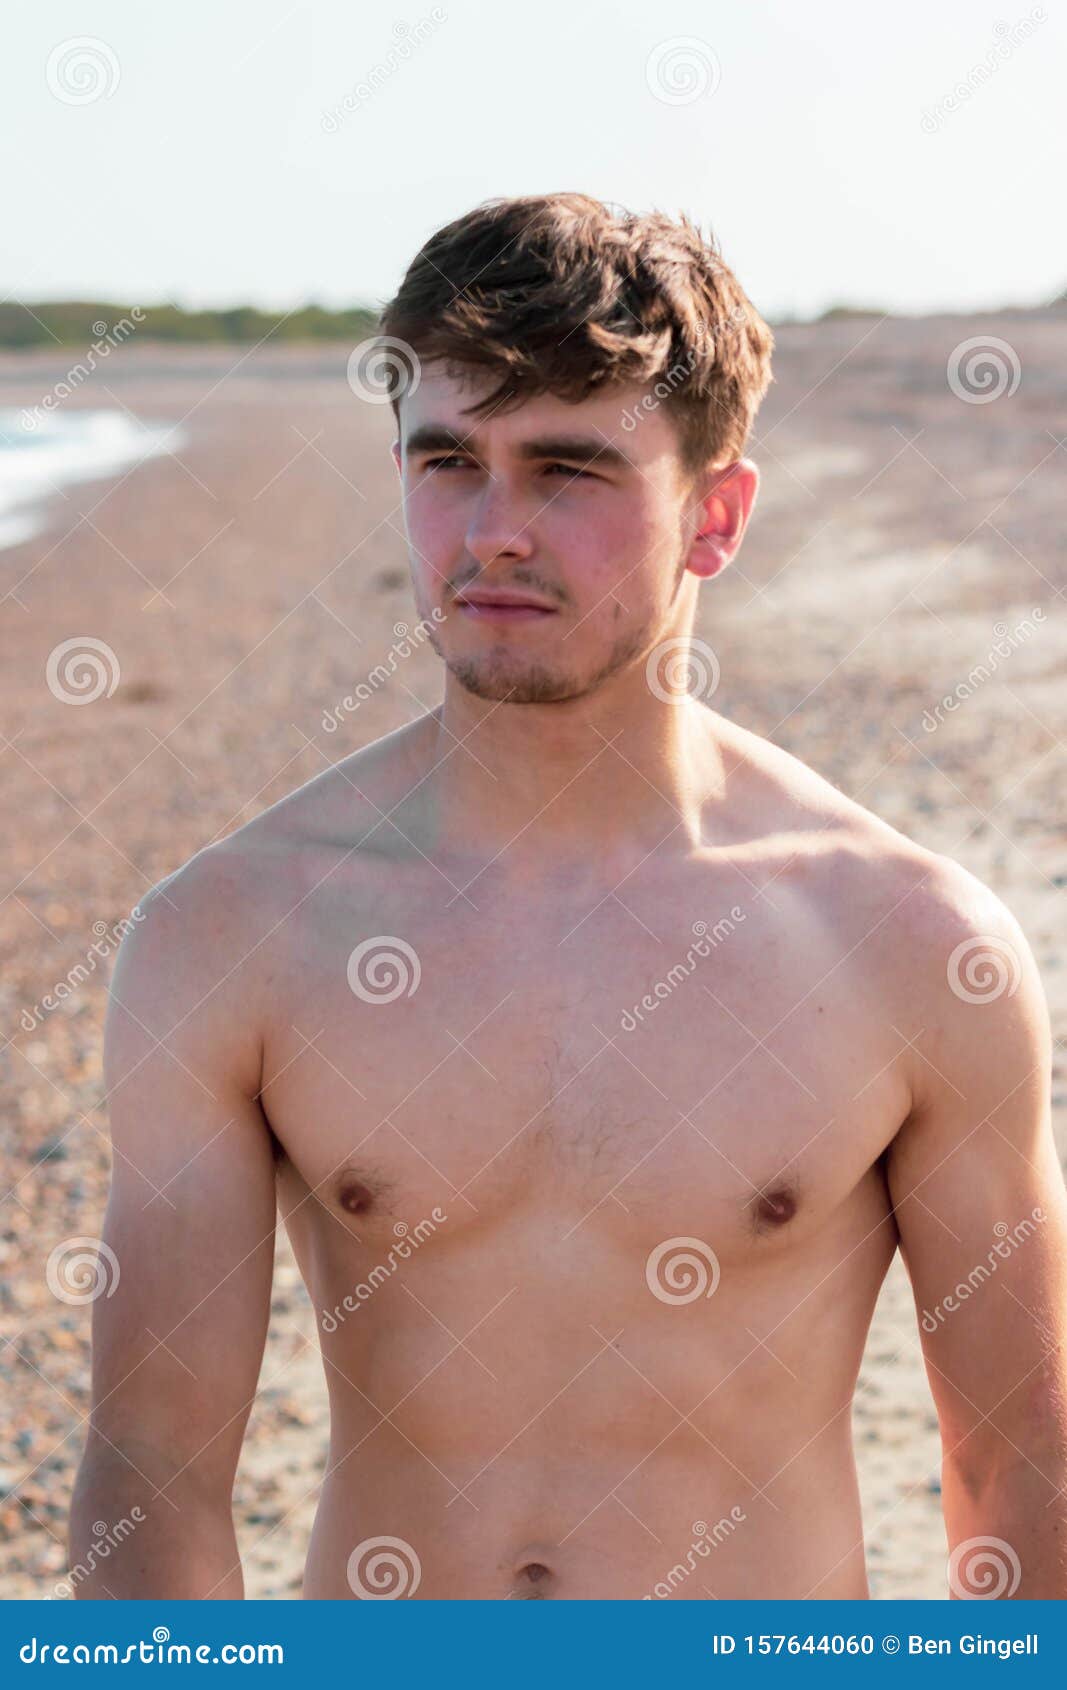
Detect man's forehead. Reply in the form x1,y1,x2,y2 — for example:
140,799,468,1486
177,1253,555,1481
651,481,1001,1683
398,365,673,457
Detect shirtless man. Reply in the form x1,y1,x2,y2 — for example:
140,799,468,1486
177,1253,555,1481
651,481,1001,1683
70,194,1067,1600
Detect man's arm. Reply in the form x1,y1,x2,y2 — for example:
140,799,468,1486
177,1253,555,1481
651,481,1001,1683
69,848,277,1598
887,861,1067,1598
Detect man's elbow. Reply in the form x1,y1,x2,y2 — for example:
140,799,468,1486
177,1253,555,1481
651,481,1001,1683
69,1437,241,1599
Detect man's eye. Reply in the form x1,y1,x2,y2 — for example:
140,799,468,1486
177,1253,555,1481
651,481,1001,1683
420,457,595,478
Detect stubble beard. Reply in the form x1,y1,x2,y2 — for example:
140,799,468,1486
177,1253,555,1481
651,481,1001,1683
422,528,690,705
435,615,658,705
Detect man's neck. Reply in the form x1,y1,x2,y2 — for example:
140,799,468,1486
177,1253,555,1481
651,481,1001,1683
405,675,732,889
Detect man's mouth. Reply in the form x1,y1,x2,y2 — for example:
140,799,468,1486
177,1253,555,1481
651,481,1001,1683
453,588,558,622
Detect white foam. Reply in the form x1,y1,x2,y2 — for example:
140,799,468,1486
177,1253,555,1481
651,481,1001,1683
0,406,183,552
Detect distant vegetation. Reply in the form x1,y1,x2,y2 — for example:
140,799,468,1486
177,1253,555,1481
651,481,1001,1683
0,300,379,349
2,292,1061,350
816,305,889,321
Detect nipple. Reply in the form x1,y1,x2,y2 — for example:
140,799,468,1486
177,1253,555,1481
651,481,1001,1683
753,1181,798,1230
337,1174,376,1216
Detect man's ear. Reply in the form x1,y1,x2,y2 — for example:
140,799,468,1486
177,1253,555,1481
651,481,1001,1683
390,439,402,478
685,458,759,581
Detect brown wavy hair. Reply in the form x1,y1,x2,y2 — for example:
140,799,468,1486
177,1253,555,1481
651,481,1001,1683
379,193,774,472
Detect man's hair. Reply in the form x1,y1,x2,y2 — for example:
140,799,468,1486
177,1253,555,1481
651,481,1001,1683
379,192,774,473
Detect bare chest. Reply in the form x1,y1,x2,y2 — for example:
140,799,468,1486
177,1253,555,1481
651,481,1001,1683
259,863,909,1266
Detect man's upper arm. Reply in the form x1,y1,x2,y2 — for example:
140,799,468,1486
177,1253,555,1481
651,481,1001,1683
887,858,1067,1476
88,847,278,1497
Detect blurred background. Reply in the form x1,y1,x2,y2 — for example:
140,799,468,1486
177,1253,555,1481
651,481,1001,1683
1,0,1065,1599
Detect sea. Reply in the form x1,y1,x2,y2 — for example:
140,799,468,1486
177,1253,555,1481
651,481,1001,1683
0,406,180,552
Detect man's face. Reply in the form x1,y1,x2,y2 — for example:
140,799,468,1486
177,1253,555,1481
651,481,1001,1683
392,366,753,705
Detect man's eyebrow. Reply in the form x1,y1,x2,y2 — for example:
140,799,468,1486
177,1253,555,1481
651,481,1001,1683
403,424,633,469
515,434,633,469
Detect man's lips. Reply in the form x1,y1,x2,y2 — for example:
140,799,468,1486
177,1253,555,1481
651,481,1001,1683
453,590,558,621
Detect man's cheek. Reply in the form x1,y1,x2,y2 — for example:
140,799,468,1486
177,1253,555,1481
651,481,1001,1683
405,507,459,578
558,519,663,599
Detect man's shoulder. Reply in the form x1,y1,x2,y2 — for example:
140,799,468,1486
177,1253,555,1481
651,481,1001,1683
126,714,437,977
207,713,435,867
727,720,1025,985
106,843,274,1100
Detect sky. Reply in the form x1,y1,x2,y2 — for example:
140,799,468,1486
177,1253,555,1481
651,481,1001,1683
4,0,1064,323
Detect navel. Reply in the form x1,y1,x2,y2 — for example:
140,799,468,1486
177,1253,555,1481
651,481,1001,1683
513,1561,552,1598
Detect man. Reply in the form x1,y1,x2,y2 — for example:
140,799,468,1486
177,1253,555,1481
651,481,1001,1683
70,194,1067,1600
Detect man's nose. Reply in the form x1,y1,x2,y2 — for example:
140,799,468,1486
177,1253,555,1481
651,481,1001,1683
465,475,535,567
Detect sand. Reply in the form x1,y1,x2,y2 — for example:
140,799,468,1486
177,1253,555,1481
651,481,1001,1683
1,314,1064,1598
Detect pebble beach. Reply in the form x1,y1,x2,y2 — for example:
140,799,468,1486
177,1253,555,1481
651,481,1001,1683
2,313,1064,1599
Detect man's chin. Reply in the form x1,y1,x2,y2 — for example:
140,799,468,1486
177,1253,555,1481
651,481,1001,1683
445,656,586,705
